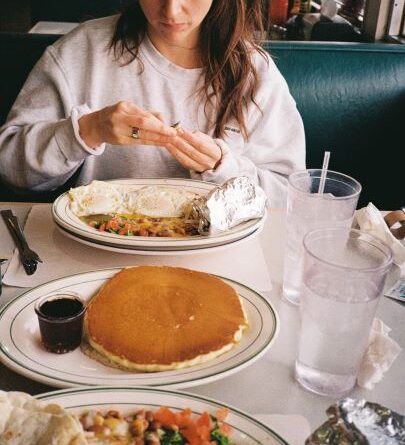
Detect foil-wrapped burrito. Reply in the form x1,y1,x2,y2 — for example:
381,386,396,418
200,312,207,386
306,398,405,445
187,177,267,234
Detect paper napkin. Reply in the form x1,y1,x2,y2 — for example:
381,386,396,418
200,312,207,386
354,205,404,389
355,203,405,267
357,318,402,390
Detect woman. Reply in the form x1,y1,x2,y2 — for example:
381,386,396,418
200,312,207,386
0,0,305,206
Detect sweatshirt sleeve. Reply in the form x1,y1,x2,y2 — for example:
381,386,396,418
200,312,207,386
191,54,306,208
0,46,105,192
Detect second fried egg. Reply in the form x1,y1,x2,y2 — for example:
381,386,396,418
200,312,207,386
126,185,199,218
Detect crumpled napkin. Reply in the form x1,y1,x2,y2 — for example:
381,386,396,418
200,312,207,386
357,318,402,390
354,203,404,390
355,203,405,266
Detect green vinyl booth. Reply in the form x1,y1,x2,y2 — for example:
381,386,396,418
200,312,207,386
0,32,404,208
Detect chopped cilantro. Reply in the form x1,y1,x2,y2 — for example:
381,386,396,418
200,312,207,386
107,228,118,233
211,428,234,445
160,429,184,445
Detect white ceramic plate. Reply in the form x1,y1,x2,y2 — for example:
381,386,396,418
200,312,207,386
52,178,265,252
0,268,278,388
37,386,289,445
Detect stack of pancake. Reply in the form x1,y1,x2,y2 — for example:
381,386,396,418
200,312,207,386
84,266,248,371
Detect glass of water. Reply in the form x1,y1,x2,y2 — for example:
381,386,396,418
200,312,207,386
295,227,393,396
283,169,361,305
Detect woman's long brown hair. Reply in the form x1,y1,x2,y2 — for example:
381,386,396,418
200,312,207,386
110,0,266,140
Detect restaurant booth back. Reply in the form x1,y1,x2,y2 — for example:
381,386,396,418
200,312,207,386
0,32,404,208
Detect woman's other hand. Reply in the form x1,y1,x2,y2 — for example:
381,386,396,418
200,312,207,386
78,101,176,148
165,129,222,173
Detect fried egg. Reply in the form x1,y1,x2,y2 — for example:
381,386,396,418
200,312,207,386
69,181,125,217
126,185,199,218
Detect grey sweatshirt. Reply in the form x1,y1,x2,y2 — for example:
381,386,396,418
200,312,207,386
0,16,305,207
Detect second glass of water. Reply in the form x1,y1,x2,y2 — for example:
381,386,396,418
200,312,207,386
295,228,393,396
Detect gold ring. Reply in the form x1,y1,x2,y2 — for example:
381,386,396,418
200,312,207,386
131,127,140,139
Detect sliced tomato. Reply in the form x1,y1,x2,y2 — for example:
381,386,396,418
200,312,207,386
215,408,229,422
154,407,178,427
106,219,119,230
182,425,200,445
219,423,232,435
196,412,212,430
196,425,211,441
176,408,193,427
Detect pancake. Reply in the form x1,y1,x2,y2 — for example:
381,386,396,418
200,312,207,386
84,266,248,371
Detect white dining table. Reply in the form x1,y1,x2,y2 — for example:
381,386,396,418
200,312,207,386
0,203,404,433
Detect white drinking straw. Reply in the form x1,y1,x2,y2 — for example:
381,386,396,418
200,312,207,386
318,151,330,195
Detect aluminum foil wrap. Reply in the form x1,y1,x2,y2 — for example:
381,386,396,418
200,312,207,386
306,398,405,445
189,177,267,234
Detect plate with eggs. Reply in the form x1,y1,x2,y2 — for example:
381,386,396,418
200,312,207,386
52,178,265,254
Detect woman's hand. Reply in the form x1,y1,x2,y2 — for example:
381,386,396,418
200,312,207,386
78,101,176,148
165,129,222,173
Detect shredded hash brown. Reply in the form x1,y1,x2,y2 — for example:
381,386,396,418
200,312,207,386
81,213,200,237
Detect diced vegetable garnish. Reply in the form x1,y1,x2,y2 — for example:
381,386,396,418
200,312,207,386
79,406,233,445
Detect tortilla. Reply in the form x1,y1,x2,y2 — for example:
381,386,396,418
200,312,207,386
0,390,86,445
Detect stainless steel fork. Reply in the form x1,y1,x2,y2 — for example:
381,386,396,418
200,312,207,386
1,210,42,275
